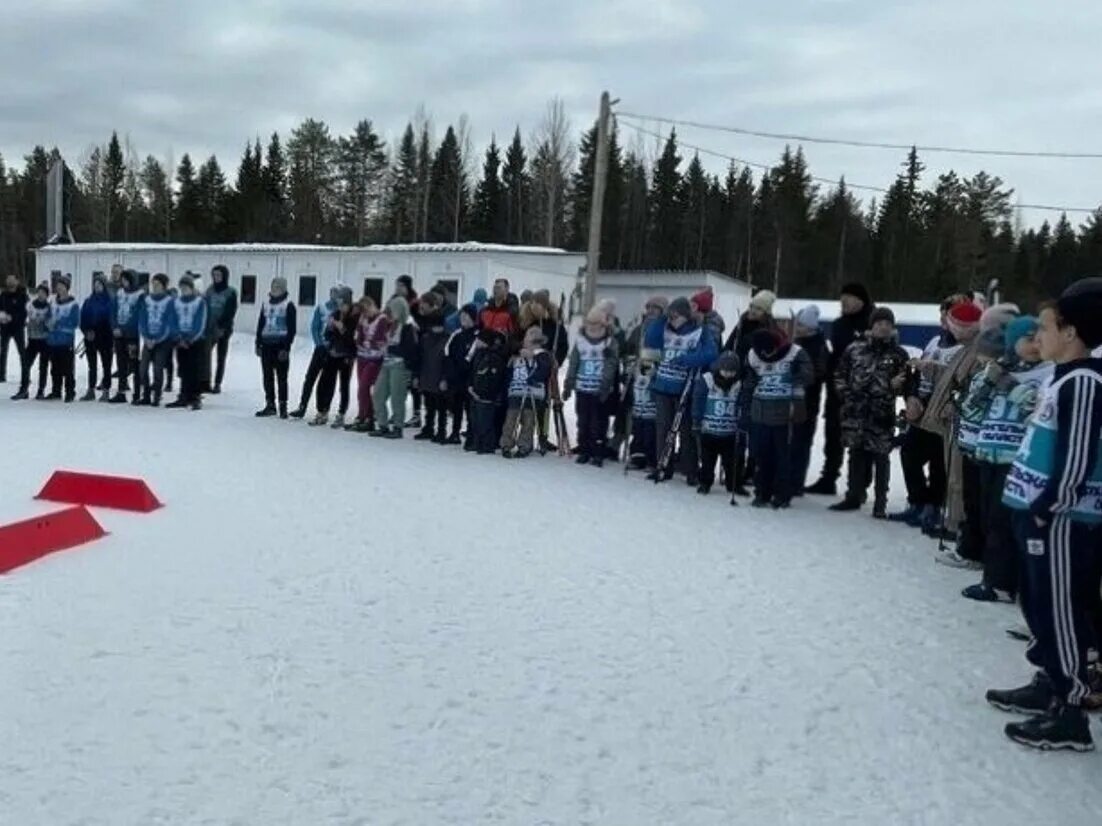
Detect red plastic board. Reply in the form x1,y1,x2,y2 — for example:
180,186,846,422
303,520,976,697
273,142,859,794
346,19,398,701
0,506,107,574
36,470,163,512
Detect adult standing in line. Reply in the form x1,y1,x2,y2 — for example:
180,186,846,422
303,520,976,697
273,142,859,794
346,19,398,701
805,282,873,496
0,274,28,386
205,264,238,394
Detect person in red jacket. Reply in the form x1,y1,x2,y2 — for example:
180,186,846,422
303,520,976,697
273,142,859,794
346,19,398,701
479,278,519,341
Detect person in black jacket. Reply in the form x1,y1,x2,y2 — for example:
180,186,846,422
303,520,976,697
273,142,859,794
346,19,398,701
466,328,509,454
413,290,452,442
310,287,357,427
792,305,830,493
0,274,28,385
806,282,873,495
255,277,297,418
443,304,479,444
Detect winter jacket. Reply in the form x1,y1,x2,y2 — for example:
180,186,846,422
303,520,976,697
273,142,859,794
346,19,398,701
914,331,963,401
416,307,450,392
520,315,569,366
479,294,520,340
699,310,726,349
355,313,389,361
205,282,238,337
80,291,114,341
174,294,208,345
469,332,509,403
384,322,419,373
970,360,1053,466
744,342,814,426
323,308,357,360
0,287,28,332
835,335,910,455
256,293,297,348
795,330,830,418
725,312,777,365
506,349,553,404
310,301,337,349
692,372,741,437
113,287,143,338
26,298,50,340
564,332,619,400
139,293,178,344
827,304,873,374
644,317,719,397
443,327,478,390
46,297,80,347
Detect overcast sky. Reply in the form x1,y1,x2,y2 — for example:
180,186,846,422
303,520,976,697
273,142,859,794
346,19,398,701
3,0,1100,228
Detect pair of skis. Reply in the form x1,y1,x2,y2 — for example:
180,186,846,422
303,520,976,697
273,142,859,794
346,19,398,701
654,368,699,484
548,291,572,457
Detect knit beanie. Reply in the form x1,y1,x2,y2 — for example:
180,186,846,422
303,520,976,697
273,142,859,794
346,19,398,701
713,351,740,375
36,281,49,296
749,289,776,314
975,327,1006,359
691,288,714,314
56,273,72,289
584,307,608,328
946,301,982,340
396,274,414,294
645,295,670,314
179,274,195,289
840,282,871,305
459,303,478,324
336,286,354,306
667,297,692,320
152,273,169,288
1057,277,1102,349
751,328,780,357
980,302,1020,333
869,307,896,327
1004,315,1039,357
271,276,288,294
796,304,821,329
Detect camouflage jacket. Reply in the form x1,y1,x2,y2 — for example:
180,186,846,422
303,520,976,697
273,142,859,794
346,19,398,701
835,335,910,454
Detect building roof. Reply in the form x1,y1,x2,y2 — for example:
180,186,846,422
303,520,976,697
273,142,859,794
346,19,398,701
773,297,941,326
35,241,581,257
597,269,751,287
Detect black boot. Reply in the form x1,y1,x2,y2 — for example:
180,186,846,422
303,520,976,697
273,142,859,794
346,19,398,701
80,388,96,402
165,397,189,409
697,483,711,495
986,673,1055,715
804,478,837,496
828,499,863,512
11,388,28,401
1005,704,1094,752
255,404,277,418
109,392,128,404
289,405,307,419
279,402,288,420
413,427,435,441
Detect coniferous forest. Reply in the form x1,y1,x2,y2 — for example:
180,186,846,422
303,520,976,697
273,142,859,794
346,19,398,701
2,99,1099,306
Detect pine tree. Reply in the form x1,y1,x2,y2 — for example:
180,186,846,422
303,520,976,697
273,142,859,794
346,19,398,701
336,119,387,244
262,133,289,241
386,124,420,243
229,141,265,242
140,155,172,241
196,155,229,241
648,129,682,268
502,128,529,245
570,123,624,264
104,132,126,240
287,118,336,242
678,154,709,270
469,139,506,242
175,154,202,242
426,126,468,242
416,125,433,242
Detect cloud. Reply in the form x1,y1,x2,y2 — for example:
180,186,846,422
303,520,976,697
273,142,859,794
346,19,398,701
0,0,1099,226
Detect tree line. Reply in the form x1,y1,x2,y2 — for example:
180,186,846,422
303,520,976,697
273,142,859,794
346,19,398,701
1,100,1099,307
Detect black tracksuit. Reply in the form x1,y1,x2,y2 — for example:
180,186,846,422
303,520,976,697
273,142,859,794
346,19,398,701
467,332,508,453
0,286,28,383
256,295,297,407
444,326,478,439
316,311,356,415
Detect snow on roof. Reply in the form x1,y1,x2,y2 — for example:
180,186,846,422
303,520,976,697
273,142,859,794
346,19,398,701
598,270,751,287
36,242,581,256
773,297,942,326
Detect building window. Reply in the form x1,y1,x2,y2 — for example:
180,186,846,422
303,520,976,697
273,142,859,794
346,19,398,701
298,275,317,307
437,279,460,304
241,274,257,305
362,277,384,308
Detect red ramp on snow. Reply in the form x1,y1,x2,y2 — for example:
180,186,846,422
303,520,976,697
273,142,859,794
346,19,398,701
0,506,107,574
36,470,162,513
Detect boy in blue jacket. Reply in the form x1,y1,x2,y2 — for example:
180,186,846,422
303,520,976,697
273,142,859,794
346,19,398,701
167,274,208,410
691,352,741,497
110,269,143,403
291,286,338,419
46,274,79,402
641,296,718,483
136,273,178,407
79,273,114,401
987,280,1102,752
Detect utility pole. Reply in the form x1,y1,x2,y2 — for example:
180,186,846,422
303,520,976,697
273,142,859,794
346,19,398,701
583,91,613,312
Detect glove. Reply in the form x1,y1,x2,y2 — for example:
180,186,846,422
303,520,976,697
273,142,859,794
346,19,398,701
255,343,263,357
278,349,289,363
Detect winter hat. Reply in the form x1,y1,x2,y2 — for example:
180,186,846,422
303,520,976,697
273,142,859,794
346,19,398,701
120,269,136,287
419,290,442,311
713,351,740,375
471,287,488,308
1057,277,1102,349
459,303,478,324
667,297,692,321
523,326,547,347
869,306,896,327
152,273,169,288
751,327,780,357
55,273,72,289
584,307,609,328
840,282,871,306
1004,315,1039,356
36,281,49,296
329,285,342,303
596,298,617,321
691,288,714,314
271,276,288,294
92,272,107,289
749,289,776,314
386,296,410,325
644,295,669,314
336,286,354,306
795,305,821,330
979,302,1020,333
179,274,195,289
211,264,229,281
396,274,414,294
975,327,1006,359
946,301,982,339
431,281,450,298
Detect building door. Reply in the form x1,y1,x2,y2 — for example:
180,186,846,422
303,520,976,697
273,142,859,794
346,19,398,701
362,276,384,308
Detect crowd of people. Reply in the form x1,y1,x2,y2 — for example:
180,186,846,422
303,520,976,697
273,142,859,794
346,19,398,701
2,263,1101,752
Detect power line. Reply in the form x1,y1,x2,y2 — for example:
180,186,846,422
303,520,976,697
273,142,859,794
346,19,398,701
617,117,1099,214
616,111,1102,160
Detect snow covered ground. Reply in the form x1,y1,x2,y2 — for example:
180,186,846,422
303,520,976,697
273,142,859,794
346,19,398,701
1,339,1099,825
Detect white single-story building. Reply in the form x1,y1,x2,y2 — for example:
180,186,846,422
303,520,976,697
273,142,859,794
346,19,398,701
34,242,587,336
774,297,942,350
595,270,753,328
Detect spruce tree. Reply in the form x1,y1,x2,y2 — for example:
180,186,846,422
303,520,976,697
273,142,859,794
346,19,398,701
287,118,336,242
175,154,201,242
426,126,468,242
648,130,682,268
262,133,289,240
104,132,126,240
469,139,506,242
196,155,229,241
570,123,624,263
386,124,419,243
139,155,172,241
502,128,529,245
